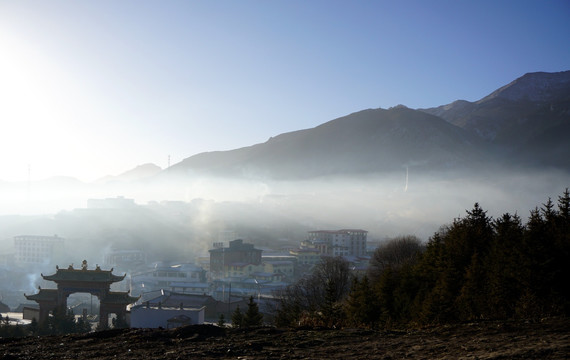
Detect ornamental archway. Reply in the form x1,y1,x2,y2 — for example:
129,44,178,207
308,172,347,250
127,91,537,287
25,260,139,329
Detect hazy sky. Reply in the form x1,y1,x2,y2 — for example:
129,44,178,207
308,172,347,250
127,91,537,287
1,0,569,182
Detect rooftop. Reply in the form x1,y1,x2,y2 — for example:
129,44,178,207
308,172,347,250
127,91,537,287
309,229,368,234
24,289,58,302
42,263,126,283
103,291,140,305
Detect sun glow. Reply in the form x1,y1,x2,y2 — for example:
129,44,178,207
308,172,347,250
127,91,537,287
0,32,87,181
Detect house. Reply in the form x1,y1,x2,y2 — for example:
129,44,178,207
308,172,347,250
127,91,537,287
306,229,368,257
13,235,65,266
209,239,262,279
131,263,206,293
289,248,321,265
0,300,10,313
136,290,243,322
263,260,294,279
103,249,147,269
130,302,204,329
168,281,211,295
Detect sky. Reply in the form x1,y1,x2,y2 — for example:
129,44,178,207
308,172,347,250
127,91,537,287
0,0,569,182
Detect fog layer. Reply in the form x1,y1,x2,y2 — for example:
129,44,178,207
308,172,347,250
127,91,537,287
1,168,568,252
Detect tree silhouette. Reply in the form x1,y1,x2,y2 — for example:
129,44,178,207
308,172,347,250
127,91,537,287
231,305,244,328
244,296,263,327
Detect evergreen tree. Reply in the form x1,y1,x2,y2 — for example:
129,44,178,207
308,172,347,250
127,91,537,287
217,313,226,327
487,213,525,318
76,316,91,333
555,189,570,314
28,318,39,336
40,308,79,335
318,279,346,327
345,276,380,328
231,305,244,328
244,296,263,327
413,230,450,323
520,207,554,316
456,251,487,319
375,267,398,326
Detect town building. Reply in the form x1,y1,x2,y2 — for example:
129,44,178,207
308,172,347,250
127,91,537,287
87,196,136,209
211,277,287,302
209,239,262,279
289,248,321,265
263,260,294,279
305,229,368,257
130,302,205,329
131,263,206,293
14,235,65,266
136,290,247,323
103,249,147,269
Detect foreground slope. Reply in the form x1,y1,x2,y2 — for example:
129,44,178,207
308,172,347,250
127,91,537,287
1,318,568,359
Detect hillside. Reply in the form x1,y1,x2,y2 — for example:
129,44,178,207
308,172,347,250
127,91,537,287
165,71,569,180
167,107,489,179
1,318,568,359
421,71,570,168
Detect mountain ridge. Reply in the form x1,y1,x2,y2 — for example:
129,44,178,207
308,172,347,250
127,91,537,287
165,71,569,179
167,106,491,179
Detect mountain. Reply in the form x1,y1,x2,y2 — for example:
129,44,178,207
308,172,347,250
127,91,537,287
167,71,570,179
420,71,570,168
97,163,162,184
167,107,488,179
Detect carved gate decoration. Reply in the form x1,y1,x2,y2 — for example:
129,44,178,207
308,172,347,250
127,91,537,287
25,260,139,329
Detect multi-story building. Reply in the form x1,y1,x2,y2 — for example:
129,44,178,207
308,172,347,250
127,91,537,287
131,263,206,293
14,235,65,266
263,260,294,278
306,229,368,257
289,248,321,265
87,196,136,209
208,239,262,279
103,249,147,271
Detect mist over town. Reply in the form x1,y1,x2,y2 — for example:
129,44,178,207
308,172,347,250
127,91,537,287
0,1,569,358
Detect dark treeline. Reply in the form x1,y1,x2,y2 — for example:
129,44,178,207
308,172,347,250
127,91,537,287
275,189,570,328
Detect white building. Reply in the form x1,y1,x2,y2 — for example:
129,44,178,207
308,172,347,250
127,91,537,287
14,235,65,265
103,249,147,268
131,263,206,292
130,303,205,329
306,229,368,257
289,248,321,265
87,196,135,209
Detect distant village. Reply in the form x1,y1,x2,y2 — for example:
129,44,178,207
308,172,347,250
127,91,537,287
0,197,374,329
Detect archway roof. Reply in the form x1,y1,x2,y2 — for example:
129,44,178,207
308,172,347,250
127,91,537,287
24,289,58,302
42,267,126,283
102,291,140,305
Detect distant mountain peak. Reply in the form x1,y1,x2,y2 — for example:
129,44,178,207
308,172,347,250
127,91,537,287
96,163,162,184
165,70,570,179
479,70,570,103
389,104,410,110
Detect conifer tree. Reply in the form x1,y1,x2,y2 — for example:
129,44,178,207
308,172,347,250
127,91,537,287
487,213,524,318
231,305,244,328
217,313,226,327
345,276,380,328
244,296,263,327
555,188,570,314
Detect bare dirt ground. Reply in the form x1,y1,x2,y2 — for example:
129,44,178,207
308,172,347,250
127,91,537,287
1,317,568,359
